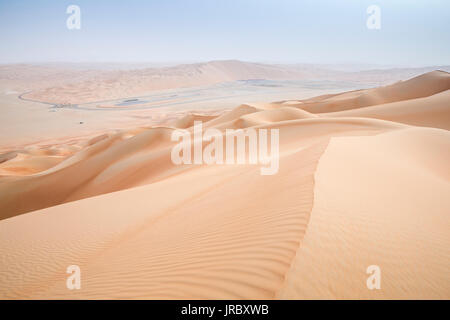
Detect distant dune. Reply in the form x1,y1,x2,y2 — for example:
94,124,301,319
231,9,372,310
11,60,449,104
0,70,449,299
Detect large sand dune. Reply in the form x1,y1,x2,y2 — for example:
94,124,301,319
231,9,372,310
0,70,449,299
12,61,449,104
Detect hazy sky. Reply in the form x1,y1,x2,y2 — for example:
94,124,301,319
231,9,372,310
0,0,449,66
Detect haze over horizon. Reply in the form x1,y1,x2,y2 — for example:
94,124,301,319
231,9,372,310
1,0,449,66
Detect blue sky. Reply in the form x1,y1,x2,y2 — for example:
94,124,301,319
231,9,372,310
0,0,449,65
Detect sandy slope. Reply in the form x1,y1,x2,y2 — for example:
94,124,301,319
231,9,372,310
287,70,450,113
320,89,450,130
0,71,449,299
277,128,450,299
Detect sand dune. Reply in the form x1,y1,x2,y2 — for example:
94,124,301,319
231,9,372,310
278,128,450,299
288,70,450,113
320,89,450,130
22,61,331,104
0,70,449,299
14,61,450,105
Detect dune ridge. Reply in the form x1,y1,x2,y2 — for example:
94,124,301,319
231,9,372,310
0,70,449,299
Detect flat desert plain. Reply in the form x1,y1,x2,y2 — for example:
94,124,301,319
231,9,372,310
0,61,449,299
